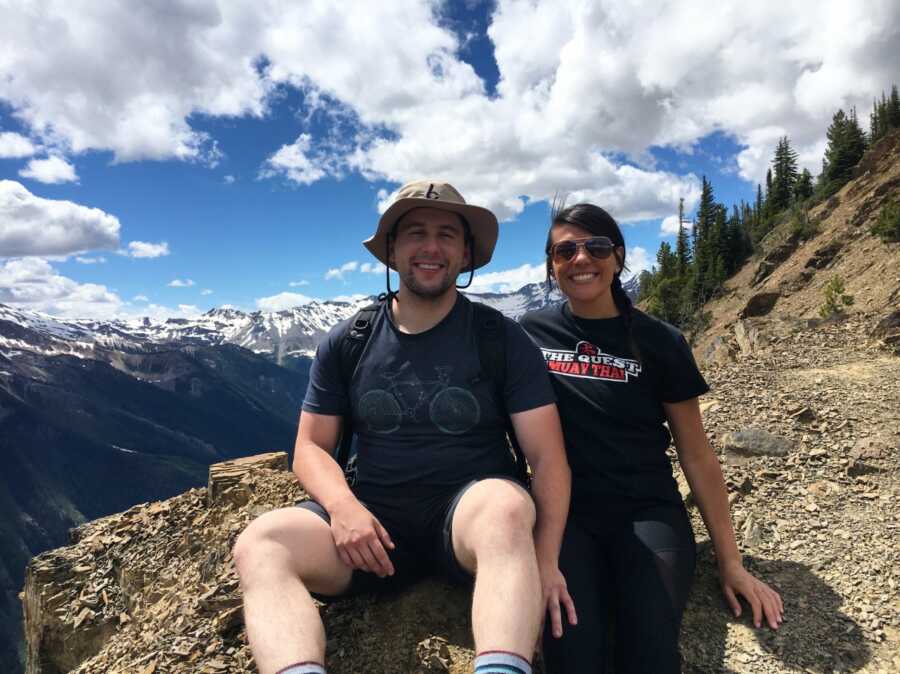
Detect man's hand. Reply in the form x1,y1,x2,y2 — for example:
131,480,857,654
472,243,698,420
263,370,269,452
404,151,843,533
540,562,577,639
329,496,396,578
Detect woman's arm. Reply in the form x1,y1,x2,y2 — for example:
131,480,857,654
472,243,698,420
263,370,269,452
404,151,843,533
664,397,784,630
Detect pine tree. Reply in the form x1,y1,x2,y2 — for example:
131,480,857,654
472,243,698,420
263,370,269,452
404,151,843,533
674,197,691,278
794,168,813,202
769,136,799,213
692,176,717,304
822,108,866,193
889,84,900,128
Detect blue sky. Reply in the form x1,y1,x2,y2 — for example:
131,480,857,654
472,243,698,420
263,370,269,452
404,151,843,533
1,1,897,319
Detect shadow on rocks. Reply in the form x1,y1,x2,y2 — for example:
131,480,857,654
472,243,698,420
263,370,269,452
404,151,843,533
681,542,871,673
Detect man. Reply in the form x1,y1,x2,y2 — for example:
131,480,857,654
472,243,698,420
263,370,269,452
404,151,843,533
234,180,574,674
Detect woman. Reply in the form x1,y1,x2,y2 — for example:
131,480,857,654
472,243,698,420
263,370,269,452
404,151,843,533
520,203,783,673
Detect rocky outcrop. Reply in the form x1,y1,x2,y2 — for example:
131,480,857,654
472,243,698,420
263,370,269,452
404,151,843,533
22,312,900,674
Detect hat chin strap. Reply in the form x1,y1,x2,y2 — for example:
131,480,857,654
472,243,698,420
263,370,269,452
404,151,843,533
455,231,475,289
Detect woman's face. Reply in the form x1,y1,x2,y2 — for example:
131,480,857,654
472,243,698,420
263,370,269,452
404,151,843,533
549,223,624,306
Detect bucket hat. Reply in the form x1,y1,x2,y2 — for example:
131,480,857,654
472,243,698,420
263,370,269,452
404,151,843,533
363,180,499,270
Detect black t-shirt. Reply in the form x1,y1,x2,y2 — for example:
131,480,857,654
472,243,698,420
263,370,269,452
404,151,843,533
303,294,556,487
520,303,709,529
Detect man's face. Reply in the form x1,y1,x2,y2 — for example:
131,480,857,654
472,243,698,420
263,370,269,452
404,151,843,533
390,207,470,300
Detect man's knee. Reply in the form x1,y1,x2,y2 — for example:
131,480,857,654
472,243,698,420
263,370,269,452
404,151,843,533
234,509,325,577
456,480,536,554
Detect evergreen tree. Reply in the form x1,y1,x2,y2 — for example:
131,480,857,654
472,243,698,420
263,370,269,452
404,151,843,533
889,84,900,128
794,168,813,202
674,197,691,278
769,136,799,213
822,108,866,193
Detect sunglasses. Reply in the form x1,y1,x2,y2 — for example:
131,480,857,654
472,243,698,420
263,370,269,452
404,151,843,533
551,236,615,262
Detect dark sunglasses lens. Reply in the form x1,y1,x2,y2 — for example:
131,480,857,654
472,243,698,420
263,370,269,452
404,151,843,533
585,238,614,259
553,241,578,260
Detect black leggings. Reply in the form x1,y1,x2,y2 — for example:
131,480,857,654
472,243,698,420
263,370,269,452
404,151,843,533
542,505,696,674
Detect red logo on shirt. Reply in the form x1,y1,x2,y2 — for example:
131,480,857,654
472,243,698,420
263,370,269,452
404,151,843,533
540,341,641,382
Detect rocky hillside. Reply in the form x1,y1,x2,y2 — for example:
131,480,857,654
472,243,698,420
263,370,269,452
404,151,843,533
695,130,900,364
21,308,900,672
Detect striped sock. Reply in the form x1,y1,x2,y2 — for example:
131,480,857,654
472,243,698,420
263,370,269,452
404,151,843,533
473,650,532,674
275,662,326,674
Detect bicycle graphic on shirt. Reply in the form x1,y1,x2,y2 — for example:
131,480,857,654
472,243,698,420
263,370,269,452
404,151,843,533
358,365,481,435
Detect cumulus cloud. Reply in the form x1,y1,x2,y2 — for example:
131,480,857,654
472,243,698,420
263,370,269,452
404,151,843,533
255,291,315,311
261,133,342,185
200,289,213,295
660,215,694,236
469,262,546,293
331,293,368,303
0,131,36,158
1,1,897,211
0,257,122,317
288,280,310,287
75,256,106,264
359,262,386,274
18,155,78,184
0,180,120,257
623,246,651,281
133,294,150,302
168,278,195,287
223,174,236,184
324,261,359,281
126,240,170,258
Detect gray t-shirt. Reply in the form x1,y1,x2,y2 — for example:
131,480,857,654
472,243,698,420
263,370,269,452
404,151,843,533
302,294,556,487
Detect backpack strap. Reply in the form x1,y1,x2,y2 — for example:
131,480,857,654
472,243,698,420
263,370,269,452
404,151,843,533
471,302,530,485
334,297,385,477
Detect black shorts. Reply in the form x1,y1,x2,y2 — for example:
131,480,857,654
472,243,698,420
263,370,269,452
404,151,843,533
297,476,526,599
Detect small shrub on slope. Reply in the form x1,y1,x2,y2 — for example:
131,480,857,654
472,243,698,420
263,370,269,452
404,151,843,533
819,276,855,318
871,199,900,242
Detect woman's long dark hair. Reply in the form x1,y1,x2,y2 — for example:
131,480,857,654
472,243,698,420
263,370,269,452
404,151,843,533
545,200,642,362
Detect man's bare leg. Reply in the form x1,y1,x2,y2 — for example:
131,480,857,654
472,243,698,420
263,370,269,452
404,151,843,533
234,508,352,674
451,479,543,663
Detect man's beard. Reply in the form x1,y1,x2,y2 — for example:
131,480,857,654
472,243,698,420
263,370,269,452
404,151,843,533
400,266,457,299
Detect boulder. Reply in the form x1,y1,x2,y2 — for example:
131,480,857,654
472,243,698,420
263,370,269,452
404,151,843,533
733,320,768,356
721,428,792,459
739,293,780,319
872,309,900,354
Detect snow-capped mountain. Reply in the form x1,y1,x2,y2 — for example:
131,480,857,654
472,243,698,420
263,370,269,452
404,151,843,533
0,279,639,362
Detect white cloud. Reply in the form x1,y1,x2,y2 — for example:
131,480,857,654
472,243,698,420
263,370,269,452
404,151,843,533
359,262,387,274
0,258,214,319
200,288,213,295
288,280,310,287
623,246,651,281
75,256,106,264
261,133,343,185
0,180,120,257
469,262,546,293
168,278,195,287
18,155,78,184
0,131,36,158
127,240,170,258
1,1,896,209
255,291,315,311
0,257,121,317
331,293,368,303
324,260,359,281
660,215,694,236
224,174,236,184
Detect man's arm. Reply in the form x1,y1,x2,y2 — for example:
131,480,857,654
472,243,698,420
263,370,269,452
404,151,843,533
294,411,396,577
510,403,576,637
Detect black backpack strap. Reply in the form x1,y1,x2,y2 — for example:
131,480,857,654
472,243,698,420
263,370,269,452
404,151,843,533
334,297,384,476
472,302,530,485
